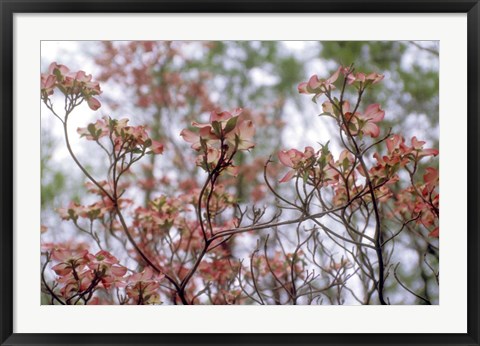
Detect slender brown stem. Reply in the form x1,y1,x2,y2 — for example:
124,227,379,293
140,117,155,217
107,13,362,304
63,114,113,201
326,73,387,305
41,255,65,305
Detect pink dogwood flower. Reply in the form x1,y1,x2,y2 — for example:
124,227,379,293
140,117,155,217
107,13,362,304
344,103,385,138
41,62,102,110
226,119,255,150
298,67,342,97
181,108,255,173
86,250,128,289
51,248,89,276
40,74,56,96
278,146,316,183
410,136,439,158
126,267,164,304
341,65,384,86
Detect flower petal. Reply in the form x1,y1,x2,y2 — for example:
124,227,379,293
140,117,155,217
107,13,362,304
279,170,296,183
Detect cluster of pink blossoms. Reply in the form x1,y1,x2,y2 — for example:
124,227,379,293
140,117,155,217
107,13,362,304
40,57,440,305
277,146,367,207
282,65,439,239
41,62,103,111
48,248,165,304
334,101,385,138
50,249,127,301
57,199,115,222
77,116,164,155
321,98,385,138
392,166,439,238
125,267,163,305
366,134,439,185
279,146,326,183
133,194,190,232
278,143,346,185
298,66,384,97
180,108,255,175
298,66,385,139
280,67,438,187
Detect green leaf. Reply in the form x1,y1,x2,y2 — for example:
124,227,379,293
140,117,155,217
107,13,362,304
321,141,330,156
67,209,78,221
342,158,350,171
87,124,97,137
200,137,208,152
302,171,309,184
88,209,101,220
223,116,238,134
108,117,116,131
53,68,63,81
211,121,222,137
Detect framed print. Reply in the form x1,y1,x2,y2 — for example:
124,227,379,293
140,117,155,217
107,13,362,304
1,1,479,346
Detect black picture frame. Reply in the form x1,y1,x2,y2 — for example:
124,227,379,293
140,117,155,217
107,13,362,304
1,1,479,345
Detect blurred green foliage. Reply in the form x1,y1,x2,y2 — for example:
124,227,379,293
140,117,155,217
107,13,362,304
41,128,65,209
321,41,439,144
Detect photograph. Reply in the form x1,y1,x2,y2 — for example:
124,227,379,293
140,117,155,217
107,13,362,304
40,40,440,306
